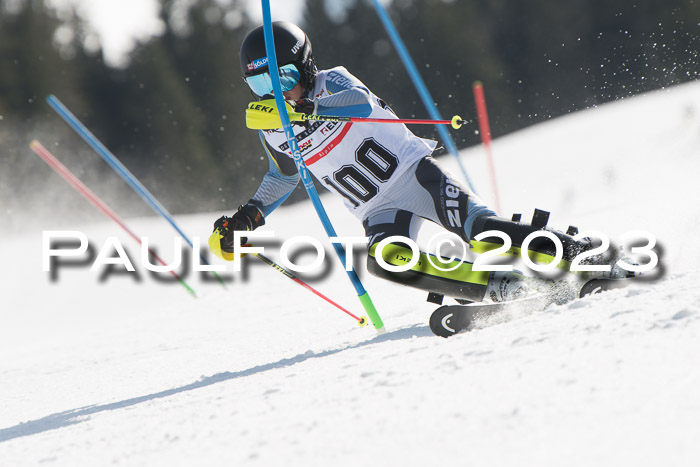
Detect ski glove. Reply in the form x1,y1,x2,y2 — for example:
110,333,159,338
245,98,294,130
213,204,265,253
294,98,316,115
291,98,316,128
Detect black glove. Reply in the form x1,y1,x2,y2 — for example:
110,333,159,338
291,98,316,128
294,98,316,115
213,204,265,253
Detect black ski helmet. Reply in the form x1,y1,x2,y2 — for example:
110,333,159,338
240,21,317,95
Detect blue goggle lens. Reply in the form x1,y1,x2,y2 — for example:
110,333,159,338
245,64,300,97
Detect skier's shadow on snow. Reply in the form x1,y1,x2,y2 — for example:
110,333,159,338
0,323,430,444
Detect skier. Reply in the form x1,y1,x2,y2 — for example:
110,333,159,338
209,21,612,304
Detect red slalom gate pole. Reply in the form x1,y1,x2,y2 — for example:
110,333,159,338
473,81,502,215
29,140,197,297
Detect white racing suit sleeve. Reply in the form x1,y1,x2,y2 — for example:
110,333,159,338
315,88,373,117
314,67,373,118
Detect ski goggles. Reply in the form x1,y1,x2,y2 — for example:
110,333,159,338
245,63,300,97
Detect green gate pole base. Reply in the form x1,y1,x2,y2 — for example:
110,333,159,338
358,292,385,332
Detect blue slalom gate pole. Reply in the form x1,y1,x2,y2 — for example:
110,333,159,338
370,0,477,194
260,1,384,331
47,95,227,288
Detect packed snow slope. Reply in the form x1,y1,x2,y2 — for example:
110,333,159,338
2,81,700,466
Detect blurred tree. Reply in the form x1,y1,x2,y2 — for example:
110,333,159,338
0,0,125,230
0,0,87,118
303,0,699,140
457,0,700,132
2,0,699,222
379,0,506,145
80,0,265,213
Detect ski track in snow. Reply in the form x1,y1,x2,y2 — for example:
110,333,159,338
1,81,700,466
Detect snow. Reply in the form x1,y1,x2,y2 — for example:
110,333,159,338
2,81,700,466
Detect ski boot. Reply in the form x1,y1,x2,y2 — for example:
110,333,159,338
576,244,640,281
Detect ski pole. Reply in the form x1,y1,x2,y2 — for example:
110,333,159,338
29,140,197,297
295,113,467,129
249,249,368,326
246,102,467,130
45,94,227,289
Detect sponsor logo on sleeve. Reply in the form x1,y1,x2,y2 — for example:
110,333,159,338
326,72,354,89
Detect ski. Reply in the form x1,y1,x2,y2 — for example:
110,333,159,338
429,295,549,338
578,277,633,296
429,277,637,338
